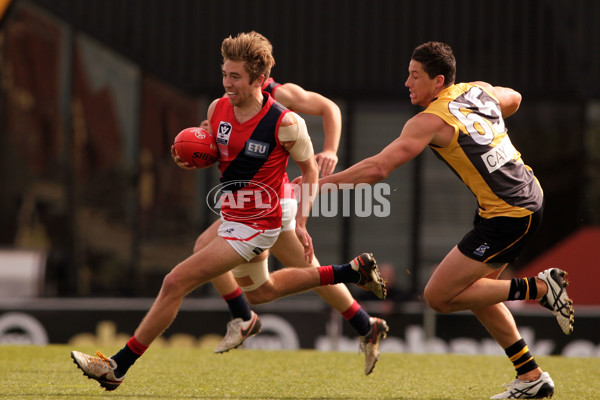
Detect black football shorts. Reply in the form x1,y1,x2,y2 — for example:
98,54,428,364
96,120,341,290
457,206,543,267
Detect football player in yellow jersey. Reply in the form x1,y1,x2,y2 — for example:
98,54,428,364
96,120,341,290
319,41,574,399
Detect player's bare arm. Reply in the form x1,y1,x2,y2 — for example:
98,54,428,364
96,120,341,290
471,81,522,118
279,111,318,262
292,156,318,262
276,83,341,177
319,113,450,188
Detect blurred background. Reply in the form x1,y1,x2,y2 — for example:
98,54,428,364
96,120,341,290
0,0,598,353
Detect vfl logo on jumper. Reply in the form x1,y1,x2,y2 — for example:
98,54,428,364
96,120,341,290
474,243,490,257
244,140,269,158
206,180,280,220
217,122,232,145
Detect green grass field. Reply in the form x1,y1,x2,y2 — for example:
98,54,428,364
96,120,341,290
0,345,598,399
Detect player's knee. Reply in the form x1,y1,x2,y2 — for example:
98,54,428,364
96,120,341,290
423,285,451,313
244,286,276,305
161,273,180,295
427,299,452,314
243,291,261,305
161,271,191,298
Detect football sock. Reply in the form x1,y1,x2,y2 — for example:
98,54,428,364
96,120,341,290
222,287,252,320
112,336,148,378
505,338,539,376
317,264,360,285
508,277,538,301
342,300,371,336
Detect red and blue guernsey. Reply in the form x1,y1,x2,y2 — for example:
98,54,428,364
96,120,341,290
262,77,296,200
262,77,282,96
210,92,290,230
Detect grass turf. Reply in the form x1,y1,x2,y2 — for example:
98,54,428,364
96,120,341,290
0,345,598,399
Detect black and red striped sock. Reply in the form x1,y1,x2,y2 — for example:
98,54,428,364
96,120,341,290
342,300,371,336
317,264,360,285
112,336,148,378
222,287,252,321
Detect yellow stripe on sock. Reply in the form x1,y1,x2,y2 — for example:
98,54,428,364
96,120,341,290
524,278,530,300
515,356,533,370
509,346,529,362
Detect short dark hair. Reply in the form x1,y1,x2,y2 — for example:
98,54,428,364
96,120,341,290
411,41,456,85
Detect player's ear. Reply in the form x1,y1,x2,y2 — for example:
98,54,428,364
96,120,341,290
255,74,266,88
435,74,445,88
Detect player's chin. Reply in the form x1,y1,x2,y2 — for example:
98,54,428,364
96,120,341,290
227,95,239,105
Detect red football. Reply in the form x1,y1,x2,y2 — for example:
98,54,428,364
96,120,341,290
173,127,219,169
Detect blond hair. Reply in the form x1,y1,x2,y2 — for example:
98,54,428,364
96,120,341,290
221,31,275,84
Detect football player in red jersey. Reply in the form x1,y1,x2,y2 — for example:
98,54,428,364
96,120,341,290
193,32,389,375
70,32,386,391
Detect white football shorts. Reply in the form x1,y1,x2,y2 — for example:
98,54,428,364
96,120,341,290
280,198,298,232
218,219,281,261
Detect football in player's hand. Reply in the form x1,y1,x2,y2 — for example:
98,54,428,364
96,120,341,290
173,127,218,169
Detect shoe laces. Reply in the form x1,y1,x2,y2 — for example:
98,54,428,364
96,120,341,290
501,375,540,390
501,378,519,389
91,351,112,366
226,317,243,331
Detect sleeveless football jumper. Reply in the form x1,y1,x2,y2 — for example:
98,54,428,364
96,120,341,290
422,83,543,219
210,93,290,230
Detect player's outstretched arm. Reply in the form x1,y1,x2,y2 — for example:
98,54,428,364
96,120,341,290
275,83,341,177
319,113,439,188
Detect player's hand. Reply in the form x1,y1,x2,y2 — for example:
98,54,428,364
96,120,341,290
199,119,210,130
170,146,195,170
315,150,338,177
290,175,302,187
295,225,314,263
